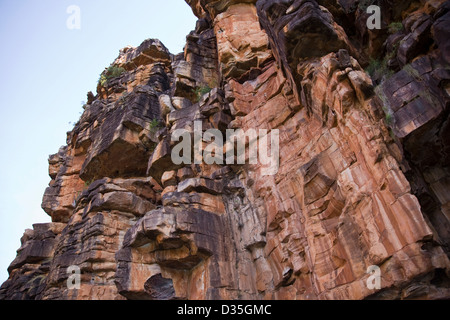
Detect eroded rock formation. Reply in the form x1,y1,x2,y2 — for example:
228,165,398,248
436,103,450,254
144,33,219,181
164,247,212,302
1,0,449,300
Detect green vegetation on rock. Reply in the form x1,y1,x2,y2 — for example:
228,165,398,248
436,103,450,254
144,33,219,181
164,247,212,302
99,65,126,87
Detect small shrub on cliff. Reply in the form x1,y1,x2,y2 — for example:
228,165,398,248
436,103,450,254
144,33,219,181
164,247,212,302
99,74,107,87
365,59,381,77
357,0,375,11
388,22,404,34
193,85,212,102
147,119,162,153
365,55,394,83
375,86,395,129
385,112,393,125
149,118,163,133
84,179,93,189
403,63,422,80
107,65,126,78
99,65,126,87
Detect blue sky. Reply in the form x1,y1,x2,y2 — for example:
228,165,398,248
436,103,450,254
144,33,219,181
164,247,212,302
0,0,196,285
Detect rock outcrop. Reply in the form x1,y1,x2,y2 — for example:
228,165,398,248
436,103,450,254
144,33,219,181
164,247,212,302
1,0,449,300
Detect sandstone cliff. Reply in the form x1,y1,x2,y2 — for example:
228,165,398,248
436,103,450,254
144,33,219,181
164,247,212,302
1,0,449,300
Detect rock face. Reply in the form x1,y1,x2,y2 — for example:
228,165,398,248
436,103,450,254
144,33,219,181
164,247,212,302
1,0,449,300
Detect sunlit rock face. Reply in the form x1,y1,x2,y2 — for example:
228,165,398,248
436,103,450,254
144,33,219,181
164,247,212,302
1,0,449,300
